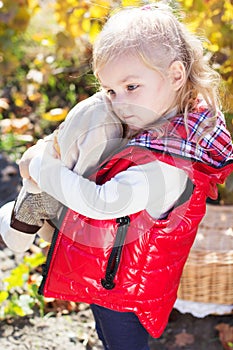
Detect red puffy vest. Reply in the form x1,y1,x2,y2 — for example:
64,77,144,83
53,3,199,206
39,146,233,338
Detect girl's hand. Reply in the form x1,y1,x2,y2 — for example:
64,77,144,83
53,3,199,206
19,145,38,179
52,130,61,159
19,140,47,179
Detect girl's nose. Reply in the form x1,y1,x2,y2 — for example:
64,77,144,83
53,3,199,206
113,92,126,104
112,92,130,112
112,100,128,118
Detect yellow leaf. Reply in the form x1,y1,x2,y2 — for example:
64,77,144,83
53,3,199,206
89,20,102,43
222,2,233,23
212,8,221,16
208,43,219,52
210,31,222,43
66,0,79,5
12,305,26,317
121,0,141,6
82,18,91,32
121,0,142,7
73,8,86,19
31,33,44,42
28,0,40,10
90,1,110,18
4,264,29,290
68,23,84,37
13,91,26,107
15,98,24,107
205,18,214,28
42,108,68,122
182,0,193,9
24,252,46,268
27,91,42,102
0,291,9,303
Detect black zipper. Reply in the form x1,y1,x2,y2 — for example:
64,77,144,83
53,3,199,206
38,211,130,294
101,216,130,290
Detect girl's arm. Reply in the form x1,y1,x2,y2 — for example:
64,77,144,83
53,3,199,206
29,149,188,220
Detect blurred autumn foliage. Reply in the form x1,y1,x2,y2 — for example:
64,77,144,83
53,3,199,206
0,0,232,159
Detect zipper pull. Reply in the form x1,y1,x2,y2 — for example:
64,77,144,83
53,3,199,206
101,216,130,290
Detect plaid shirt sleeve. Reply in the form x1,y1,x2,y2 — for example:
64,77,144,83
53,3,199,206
182,107,233,167
197,110,233,166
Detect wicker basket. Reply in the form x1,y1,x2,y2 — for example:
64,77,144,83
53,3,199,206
178,204,233,305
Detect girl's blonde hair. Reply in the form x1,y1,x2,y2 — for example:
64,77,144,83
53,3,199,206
92,2,221,135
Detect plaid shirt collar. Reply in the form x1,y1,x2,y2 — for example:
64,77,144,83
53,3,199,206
128,102,233,168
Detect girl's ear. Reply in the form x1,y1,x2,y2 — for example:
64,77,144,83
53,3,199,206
169,61,186,91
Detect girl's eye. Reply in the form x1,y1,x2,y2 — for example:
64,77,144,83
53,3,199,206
106,89,115,96
127,84,139,91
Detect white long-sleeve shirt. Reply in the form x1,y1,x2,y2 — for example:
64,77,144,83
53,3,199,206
0,145,188,252
29,149,188,220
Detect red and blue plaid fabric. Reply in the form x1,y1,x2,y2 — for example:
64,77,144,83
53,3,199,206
128,102,233,167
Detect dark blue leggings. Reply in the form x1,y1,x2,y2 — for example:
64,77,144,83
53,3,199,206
90,304,150,350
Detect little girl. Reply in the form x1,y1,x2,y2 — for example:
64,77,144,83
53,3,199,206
5,3,233,350
0,92,122,251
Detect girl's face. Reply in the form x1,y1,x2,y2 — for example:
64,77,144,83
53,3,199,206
98,54,182,131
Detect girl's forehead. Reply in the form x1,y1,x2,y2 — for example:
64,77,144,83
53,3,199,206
98,54,149,83
98,54,164,88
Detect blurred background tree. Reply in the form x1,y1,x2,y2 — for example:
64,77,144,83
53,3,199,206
0,0,232,157
178,0,233,135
